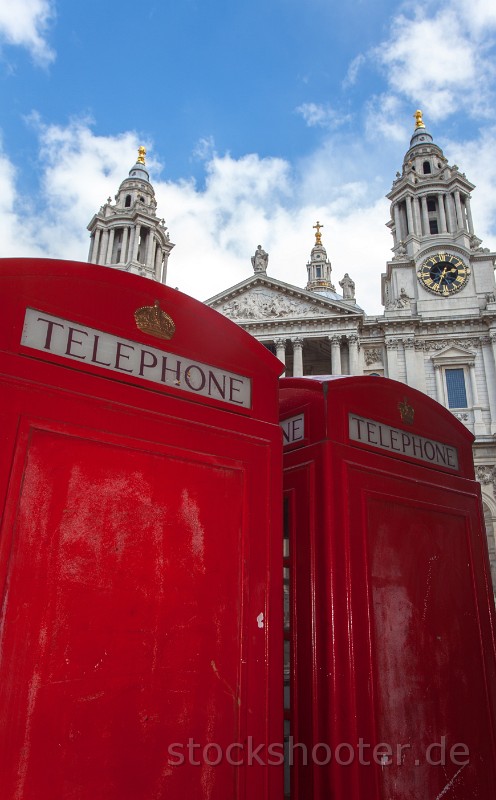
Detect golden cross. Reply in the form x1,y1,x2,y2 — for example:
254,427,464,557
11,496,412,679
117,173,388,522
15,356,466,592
137,145,146,164
313,220,324,245
414,110,425,129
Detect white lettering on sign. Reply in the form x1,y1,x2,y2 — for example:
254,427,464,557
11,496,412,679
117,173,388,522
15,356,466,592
21,308,252,409
349,413,459,470
280,414,305,446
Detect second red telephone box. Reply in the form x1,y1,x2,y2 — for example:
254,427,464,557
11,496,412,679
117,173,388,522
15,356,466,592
280,375,496,800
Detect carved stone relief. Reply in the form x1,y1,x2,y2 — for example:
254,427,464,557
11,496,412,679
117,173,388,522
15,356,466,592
364,348,383,365
476,465,496,497
218,290,332,320
424,338,479,352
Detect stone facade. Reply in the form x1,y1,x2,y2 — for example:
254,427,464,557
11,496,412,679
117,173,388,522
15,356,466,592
205,114,496,595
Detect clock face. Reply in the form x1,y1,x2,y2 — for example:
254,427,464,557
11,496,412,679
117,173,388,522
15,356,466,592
417,252,470,296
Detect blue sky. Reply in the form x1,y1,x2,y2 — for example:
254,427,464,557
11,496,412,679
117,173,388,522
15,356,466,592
1,0,496,314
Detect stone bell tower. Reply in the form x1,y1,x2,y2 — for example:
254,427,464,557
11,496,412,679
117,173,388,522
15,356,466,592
87,147,174,283
305,221,335,294
381,110,495,317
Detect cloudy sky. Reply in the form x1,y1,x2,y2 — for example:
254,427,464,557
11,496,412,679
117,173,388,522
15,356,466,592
1,0,496,314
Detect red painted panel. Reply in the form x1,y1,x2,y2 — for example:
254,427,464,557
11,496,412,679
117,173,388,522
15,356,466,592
343,460,496,798
1,424,246,798
366,492,495,797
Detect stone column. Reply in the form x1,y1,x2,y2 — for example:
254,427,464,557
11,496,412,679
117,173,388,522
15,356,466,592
99,230,109,266
121,227,129,264
405,196,414,236
128,228,136,265
330,335,342,375
490,332,496,371
434,364,445,405
414,341,427,393
421,196,429,236
275,338,287,368
155,244,163,278
106,229,115,264
145,229,153,267
292,338,304,377
90,228,101,263
469,361,485,434
481,337,496,434
469,363,479,405
446,194,456,232
413,197,421,235
347,334,359,375
403,337,418,387
438,193,447,233
385,339,400,381
394,204,403,242
150,236,157,273
465,196,474,234
132,224,141,262
454,190,463,230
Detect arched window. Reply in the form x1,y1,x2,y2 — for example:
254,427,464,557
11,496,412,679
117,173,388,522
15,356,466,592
423,161,431,174
125,195,131,208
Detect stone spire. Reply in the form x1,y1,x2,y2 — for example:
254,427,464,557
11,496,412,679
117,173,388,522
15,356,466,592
87,147,175,283
381,110,491,315
306,221,335,293
386,110,477,263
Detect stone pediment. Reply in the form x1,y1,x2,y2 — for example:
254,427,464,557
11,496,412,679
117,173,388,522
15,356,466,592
430,343,477,364
207,277,362,322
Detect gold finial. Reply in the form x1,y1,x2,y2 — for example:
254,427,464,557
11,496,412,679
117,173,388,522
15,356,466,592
414,110,425,129
137,145,146,164
313,220,324,245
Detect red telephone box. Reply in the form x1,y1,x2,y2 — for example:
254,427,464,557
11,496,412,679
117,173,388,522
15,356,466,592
0,258,284,800
280,376,496,800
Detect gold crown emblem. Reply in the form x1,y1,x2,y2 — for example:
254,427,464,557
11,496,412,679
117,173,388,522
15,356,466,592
134,300,175,340
398,397,415,425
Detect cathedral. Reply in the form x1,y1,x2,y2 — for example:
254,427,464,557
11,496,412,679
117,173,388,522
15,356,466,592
88,113,496,593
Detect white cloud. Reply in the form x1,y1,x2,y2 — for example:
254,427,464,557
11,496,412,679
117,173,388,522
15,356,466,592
296,103,351,130
0,119,392,314
443,125,496,243
0,0,55,65
364,93,409,143
374,2,496,120
454,0,496,35
2,117,495,319
192,135,216,162
343,54,366,89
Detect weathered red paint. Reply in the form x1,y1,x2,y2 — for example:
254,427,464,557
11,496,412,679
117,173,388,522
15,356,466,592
280,375,496,800
0,259,284,800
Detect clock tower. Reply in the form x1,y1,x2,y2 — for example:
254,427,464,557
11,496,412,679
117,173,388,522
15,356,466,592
381,111,496,317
